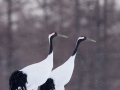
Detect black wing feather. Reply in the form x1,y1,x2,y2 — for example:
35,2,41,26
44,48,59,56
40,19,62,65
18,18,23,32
40,78,55,90
9,70,27,90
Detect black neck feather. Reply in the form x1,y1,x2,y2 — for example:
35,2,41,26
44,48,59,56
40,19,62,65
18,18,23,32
49,36,54,54
72,39,83,56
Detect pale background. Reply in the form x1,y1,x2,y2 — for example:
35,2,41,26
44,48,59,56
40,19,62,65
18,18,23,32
0,0,120,90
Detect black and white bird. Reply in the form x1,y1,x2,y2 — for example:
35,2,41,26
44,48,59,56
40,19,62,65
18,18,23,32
9,32,68,90
40,36,96,90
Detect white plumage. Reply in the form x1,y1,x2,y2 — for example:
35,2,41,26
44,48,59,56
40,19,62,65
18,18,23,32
49,56,75,89
21,52,53,90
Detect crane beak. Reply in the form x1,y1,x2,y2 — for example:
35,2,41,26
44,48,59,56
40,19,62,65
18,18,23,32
57,34,68,38
86,38,96,42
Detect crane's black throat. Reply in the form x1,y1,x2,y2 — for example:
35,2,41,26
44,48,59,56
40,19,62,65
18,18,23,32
49,34,57,54
72,39,85,56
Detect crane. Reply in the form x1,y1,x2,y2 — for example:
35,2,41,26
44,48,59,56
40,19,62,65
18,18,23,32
9,32,68,90
40,36,96,90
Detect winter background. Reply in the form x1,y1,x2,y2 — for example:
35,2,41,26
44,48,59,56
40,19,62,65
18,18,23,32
0,0,120,90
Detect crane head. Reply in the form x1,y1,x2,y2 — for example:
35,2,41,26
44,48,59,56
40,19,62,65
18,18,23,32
78,36,96,42
49,32,68,39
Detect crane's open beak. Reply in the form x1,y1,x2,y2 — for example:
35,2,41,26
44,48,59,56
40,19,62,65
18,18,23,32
57,33,68,38
86,38,96,42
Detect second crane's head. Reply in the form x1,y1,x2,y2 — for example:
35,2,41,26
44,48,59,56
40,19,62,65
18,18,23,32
49,32,68,41
77,36,96,43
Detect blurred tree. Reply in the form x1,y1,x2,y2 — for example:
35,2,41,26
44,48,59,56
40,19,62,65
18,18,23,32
58,0,63,31
36,0,49,29
6,0,13,77
93,0,108,90
74,0,80,32
102,0,108,90
107,0,116,26
90,0,102,90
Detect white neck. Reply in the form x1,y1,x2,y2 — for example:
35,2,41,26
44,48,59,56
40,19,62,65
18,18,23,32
47,52,53,60
46,52,53,68
64,54,76,65
69,54,76,62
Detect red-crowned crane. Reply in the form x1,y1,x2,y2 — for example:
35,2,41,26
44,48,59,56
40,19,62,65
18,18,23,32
40,36,96,90
9,32,68,90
